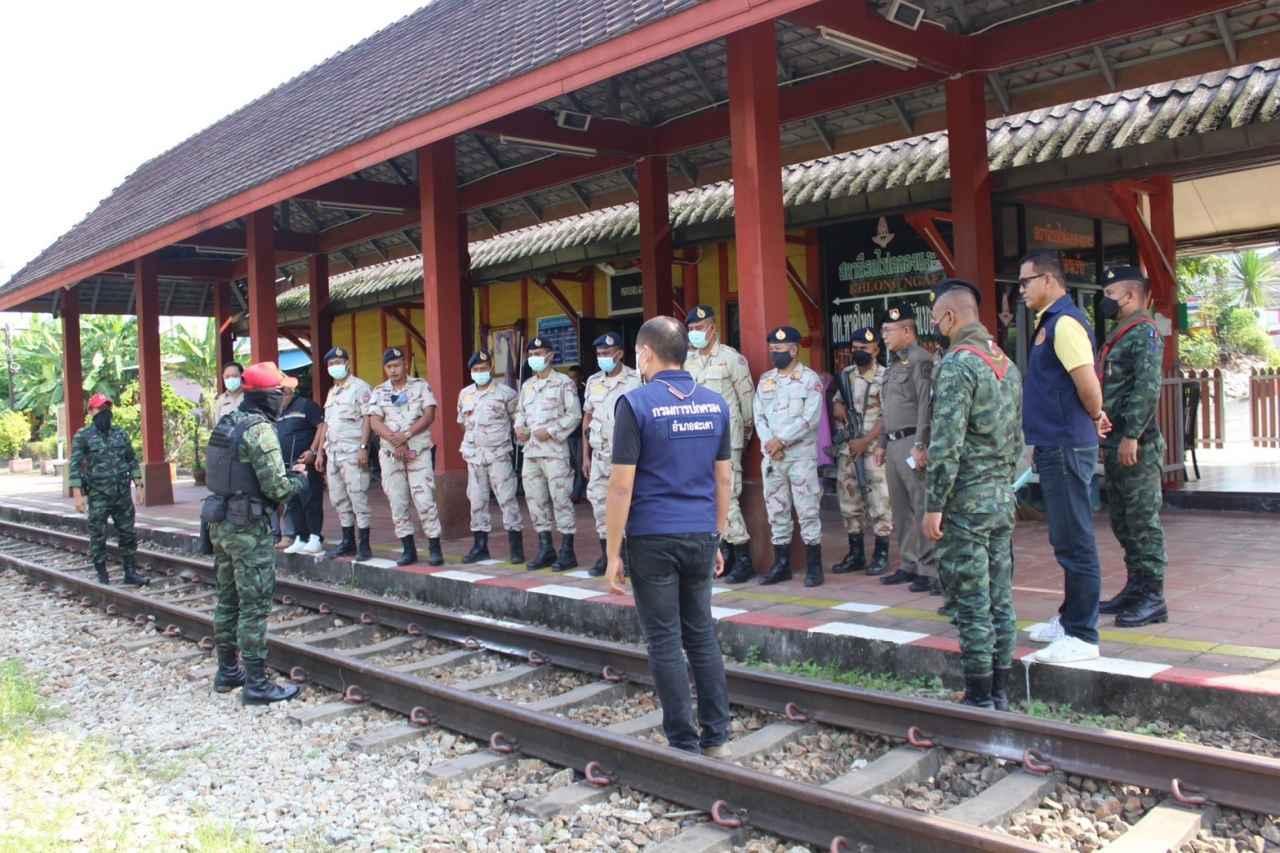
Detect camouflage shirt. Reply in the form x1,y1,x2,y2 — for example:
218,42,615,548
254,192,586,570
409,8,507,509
221,410,305,508
926,323,1024,514
1100,309,1163,447
68,424,141,498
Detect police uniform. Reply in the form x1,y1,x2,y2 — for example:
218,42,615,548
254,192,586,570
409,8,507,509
1097,267,1168,628
583,332,641,575
515,337,582,570
832,326,893,575
68,394,147,586
458,351,523,564
879,302,938,590
320,347,374,558
367,346,442,566
754,326,825,587
683,304,756,581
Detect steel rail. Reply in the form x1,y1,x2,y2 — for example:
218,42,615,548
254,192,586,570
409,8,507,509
5,518,1280,816
0,549,1049,853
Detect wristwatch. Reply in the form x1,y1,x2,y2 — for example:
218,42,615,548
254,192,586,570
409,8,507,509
359,443,368,449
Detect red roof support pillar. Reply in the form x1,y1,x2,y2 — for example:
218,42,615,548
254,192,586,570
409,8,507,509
134,256,173,506
307,254,333,402
638,155,674,319
212,281,235,392
1147,176,1179,371
945,75,998,332
61,287,84,496
245,207,279,364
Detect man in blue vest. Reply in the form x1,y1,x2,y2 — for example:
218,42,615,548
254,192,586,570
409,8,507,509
1019,250,1107,664
604,316,733,757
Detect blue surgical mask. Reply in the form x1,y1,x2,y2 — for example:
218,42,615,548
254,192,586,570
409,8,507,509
688,329,708,350
471,371,491,386
328,363,349,381
528,355,548,373
597,356,616,373
224,377,242,393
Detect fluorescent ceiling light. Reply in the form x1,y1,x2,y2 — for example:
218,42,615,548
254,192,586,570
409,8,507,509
498,134,598,158
314,200,405,215
817,26,918,71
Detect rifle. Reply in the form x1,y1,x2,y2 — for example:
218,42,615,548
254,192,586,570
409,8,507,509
831,367,869,496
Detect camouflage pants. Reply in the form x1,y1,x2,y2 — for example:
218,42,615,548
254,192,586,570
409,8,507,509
723,450,749,545
381,446,441,539
87,492,136,568
763,455,822,546
467,456,522,533
523,454,575,534
836,446,893,538
1104,434,1167,582
210,518,276,660
326,452,371,528
587,449,612,539
886,435,935,578
936,505,1017,677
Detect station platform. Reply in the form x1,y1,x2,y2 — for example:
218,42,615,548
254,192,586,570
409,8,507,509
2,470,1277,730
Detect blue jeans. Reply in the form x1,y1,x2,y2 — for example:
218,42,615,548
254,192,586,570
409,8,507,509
1034,446,1101,645
626,533,731,752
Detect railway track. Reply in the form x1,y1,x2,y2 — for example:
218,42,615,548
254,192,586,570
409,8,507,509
1,517,1276,853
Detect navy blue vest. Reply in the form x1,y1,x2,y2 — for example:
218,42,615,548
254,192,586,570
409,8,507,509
621,370,728,537
1023,294,1099,448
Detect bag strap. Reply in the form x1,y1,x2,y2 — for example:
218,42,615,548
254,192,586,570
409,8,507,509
1095,317,1156,379
950,343,1011,381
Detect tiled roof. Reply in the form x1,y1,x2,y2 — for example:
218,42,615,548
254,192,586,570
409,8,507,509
275,61,1280,316
0,0,697,297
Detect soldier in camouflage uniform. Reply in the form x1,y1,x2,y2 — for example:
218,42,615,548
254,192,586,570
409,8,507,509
684,304,757,582
582,332,641,576
69,393,148,586
755,326,825,588
368,347,443,567
923,282,1023,710
831,327,893,575
205,362,307,704
515,337,582,571
458,351,523,564
313,347,374,560
1096,266,1168,628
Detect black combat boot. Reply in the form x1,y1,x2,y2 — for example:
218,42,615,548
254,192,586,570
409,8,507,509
95,562,109,584
463,532,490,563
1115,579,1168,628
240,657,300,705
991,667,1012,712
427,538,444,566
356,527,373,560
908,574,934,593
880,566,918,586
961,673,994,709
866,536,890,576
589,538,607,577
803,543,824,588
528,532,556,570
832,533,865,574
552,534,577,571
396,535,418,566
121,565,149,586
759,544,792,585
719,540,736,578
507,530,525,565
1099,574,1142,615
724,544,755,584
327,526,356,558
213,644,246,693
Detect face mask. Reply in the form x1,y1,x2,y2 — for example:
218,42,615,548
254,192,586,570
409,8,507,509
851,350,873,367
688,329,708,350
597,356,616,373
245,389,285,421
471,371,491,386
224,377,242,393
328,363,349,381
932,325,952,350
1100,295,1122,320
528,355,548,373
770,351,793,371
92,409,113,433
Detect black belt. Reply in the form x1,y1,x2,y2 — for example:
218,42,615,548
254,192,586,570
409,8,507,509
885,428,917,442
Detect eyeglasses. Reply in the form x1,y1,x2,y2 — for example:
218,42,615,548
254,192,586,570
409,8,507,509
1018,273,1047,289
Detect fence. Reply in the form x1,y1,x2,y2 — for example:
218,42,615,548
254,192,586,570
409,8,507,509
1252,368,1280,448
1179,369,1225,449
1158,376,1188,482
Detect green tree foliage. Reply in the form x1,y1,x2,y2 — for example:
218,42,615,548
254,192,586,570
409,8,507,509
1219,306,1273,358
0,411,31,459
110,381,196,465
1178,329,1220,370
162,320,218,392
1176,255,1229,304
1229,249,1275,310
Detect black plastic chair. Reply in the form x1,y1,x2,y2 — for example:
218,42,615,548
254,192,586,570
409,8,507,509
1182,382,1201,481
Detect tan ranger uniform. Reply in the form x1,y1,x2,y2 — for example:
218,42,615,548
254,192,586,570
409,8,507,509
214,389,243,421
515,367,582,535
323,375,373,529
684,334,755,545
584,363,640,538
755,359,825,546
458,380,521,533
367,375,440,539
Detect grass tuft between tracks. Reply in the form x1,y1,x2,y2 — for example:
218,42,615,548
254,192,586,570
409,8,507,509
0,657,262,853
736,647,950,697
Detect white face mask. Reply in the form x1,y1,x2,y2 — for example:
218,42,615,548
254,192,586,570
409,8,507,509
471,371,491,386
328,363,349,381
223,377,242,393
528,355,548,373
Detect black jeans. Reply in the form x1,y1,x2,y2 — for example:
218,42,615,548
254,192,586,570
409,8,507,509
1034,445,1101,645
286,469,325,539
626,533,731,752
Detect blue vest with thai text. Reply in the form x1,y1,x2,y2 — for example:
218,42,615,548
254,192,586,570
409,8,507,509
1023,294,1099,448
621,370,728,537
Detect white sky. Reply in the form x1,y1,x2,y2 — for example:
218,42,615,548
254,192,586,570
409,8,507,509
0,0,427,307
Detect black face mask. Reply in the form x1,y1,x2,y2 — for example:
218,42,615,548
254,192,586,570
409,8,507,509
931,323,951,351
851,350,873,367
243,389,285,421
92,409,113,434
770,351,793,371
1100,295,1122,320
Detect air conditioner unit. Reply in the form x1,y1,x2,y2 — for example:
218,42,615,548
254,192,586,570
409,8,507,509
887,0,925,31
555,109,593,132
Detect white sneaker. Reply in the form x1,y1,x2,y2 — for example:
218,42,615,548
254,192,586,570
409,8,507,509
282,536,306,554
1027,615,1065,644
302,535,324,555
1031,635,1100,664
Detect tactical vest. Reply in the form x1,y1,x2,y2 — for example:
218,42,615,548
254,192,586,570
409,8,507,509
206,415,266,498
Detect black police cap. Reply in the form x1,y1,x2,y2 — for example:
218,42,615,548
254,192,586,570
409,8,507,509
382,346,405,365
468,351,492,369
883,302,915,323
851,326,878,345
1104,266,1148,287
592,332,622,349
686,304,716,324
527,336,553,352
323,346,349,363
768,326,801,344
